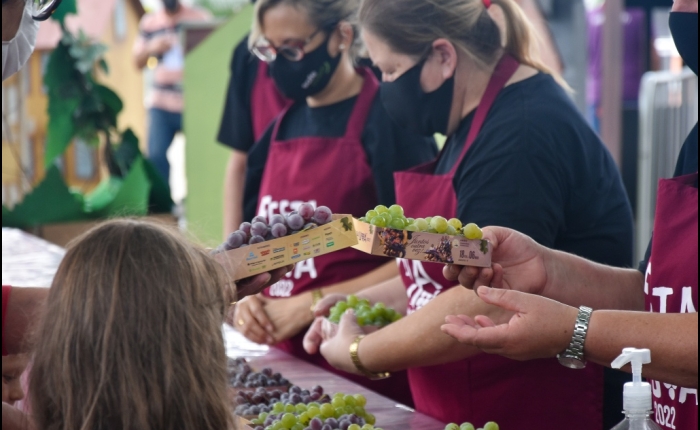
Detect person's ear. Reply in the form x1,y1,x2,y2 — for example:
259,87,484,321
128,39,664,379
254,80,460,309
431,38,458,81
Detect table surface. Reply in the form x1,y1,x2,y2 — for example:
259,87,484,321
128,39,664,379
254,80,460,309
225,328,445,430
2,228,65,287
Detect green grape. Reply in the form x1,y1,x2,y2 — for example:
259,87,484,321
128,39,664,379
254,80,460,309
427,228,438,233
295,403,307,413
273,402,285,413
388,204,404,217
281,413,297,428
365,413,376,425
366,209,379,219
348,425,362,430
343,405,355,415
407,217,415,224
347,295,359,307
306,405,320,417
424,216,433,224
343,394,356,407
431,216,449,233
335,301,349,313
320,403,335,418
445,424,460,430
284,404,296,413
271,420,283,430
374,205,389,214
359,217,367,223
460,424,476,430
405,224,419,232
446,225,457,235
463,223,483,240
380,212,393,223
298,412,310,425
483,422,499,430
361,425,374,430
448,218,463,230
413,218,429,231
331,396,345,408
358,298,371,307
335,407,345,417
370,216,387,228
354,394,367,407
389,218,405,229
291,424,304,430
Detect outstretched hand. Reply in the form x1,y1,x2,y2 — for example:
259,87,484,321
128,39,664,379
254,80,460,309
441,286,577,361
443,226,549,296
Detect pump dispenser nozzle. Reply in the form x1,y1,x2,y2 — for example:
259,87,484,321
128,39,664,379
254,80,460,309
612,348,653,413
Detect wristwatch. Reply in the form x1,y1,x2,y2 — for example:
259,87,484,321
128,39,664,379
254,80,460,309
350,336,391,380
557,306,593,369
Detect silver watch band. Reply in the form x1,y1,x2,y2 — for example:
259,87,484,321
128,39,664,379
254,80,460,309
558,306,593,368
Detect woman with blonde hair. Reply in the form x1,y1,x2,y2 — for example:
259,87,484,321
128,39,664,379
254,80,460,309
29,220,235,430
304,0,634,427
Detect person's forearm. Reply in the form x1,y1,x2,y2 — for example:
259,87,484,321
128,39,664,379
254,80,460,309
545,248,645,311
4,287,48,354
133,47,150,70
358,287,505,372
322,262,399,300
586,311,698,388
223,152,246,237
351,267,407,314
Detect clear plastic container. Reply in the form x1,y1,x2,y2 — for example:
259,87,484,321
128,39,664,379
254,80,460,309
610,412,662,430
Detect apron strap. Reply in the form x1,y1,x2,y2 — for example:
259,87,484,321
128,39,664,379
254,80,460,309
344,67,380,140
448,55,520,176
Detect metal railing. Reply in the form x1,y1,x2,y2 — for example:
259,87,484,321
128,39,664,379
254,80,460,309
636,68,698,262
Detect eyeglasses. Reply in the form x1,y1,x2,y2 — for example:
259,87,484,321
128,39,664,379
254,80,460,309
30,0,63,22
251,26,330,63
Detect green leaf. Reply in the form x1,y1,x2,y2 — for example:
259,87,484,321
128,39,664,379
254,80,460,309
98,59,109,74
43,42,80,97
83,176,124,213
93,84,124,126
44,96,80,166
51,0,77,24
143,158,174,213
1,166,86,227
97,157,151,218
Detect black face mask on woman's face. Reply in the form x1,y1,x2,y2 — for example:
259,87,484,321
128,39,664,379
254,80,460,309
379,58,455,137
269,33,342,101
669,12,698,75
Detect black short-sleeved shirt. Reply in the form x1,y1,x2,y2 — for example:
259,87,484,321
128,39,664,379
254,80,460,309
217,37,383,153
638,123,698,272
243,95,438,221
217,37,259,153
436,73,634,268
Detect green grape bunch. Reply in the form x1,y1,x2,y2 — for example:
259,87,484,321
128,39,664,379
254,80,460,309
358,205,484,240
327,295,402,327
444,421,500,430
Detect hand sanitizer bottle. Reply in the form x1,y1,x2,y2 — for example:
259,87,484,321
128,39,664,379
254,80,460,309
610,348,662,430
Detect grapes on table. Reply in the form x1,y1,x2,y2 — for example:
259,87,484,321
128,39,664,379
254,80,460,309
358,205,483,240
444,422,499,430
217,203,335,251
327,295,402,327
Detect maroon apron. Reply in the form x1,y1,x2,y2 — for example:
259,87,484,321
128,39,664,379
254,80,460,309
257,67,414,406
394,56,603,428
251,61,290,141
644,172,698,430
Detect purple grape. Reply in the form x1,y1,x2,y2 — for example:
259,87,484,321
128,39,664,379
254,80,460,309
251,221,269,237
252,215,267,224
271,223,288,238
239,222,252,237
269,214,286,226
287,213,304,230
249,235,265,245
224,231,245,250
312,206,333,225
311,385,323,395
321,424,332,430
298,202,315,221
309,418,323,430
325,418,338,428
289,393,302,404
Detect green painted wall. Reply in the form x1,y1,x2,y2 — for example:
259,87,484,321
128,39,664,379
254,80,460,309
184,5,253,246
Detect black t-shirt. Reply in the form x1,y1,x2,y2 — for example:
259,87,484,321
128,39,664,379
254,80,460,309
639,123,698,272
243,95,438,221
436,73,634,268
217,36,383,153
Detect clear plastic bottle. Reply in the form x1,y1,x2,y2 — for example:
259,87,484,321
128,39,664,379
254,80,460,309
609,348,662,430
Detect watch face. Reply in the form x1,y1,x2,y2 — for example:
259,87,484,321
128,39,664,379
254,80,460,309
558,355,586,370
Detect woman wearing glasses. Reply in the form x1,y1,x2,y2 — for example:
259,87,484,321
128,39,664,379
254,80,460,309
233,0,436,404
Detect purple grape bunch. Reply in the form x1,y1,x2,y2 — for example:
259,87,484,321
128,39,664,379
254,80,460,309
220,203,334,251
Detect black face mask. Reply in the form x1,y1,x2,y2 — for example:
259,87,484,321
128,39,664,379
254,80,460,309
269,34,341,101
163,0,179,13
380,58,455,136
669,12,698,76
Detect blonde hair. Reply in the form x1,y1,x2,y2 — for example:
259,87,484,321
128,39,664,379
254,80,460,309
29,219,235,430
249,0,361,57
359,0,567,87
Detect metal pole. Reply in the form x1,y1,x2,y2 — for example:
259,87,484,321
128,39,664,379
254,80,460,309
600,0,625,166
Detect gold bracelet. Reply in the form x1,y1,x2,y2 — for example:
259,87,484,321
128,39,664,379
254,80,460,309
310,289,324,314
349,335,391,380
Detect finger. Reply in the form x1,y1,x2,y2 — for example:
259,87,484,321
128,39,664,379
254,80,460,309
303,318,324,355
490,264,504,289
475,286,528,314
473,315,497,328
444,314,477,327
236,303,272,344
470,325,512,352
314,294,347,317
246,297,276,335
443,264,461,281
440,323,479,343
457,266,482,289
338,309,364,337
236,273,272,298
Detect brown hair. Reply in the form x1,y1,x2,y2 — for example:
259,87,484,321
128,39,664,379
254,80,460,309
249,0,361,57
29,219,235,430
359,0,567,86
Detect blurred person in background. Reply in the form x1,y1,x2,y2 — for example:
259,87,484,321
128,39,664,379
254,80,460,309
133,0,211,184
